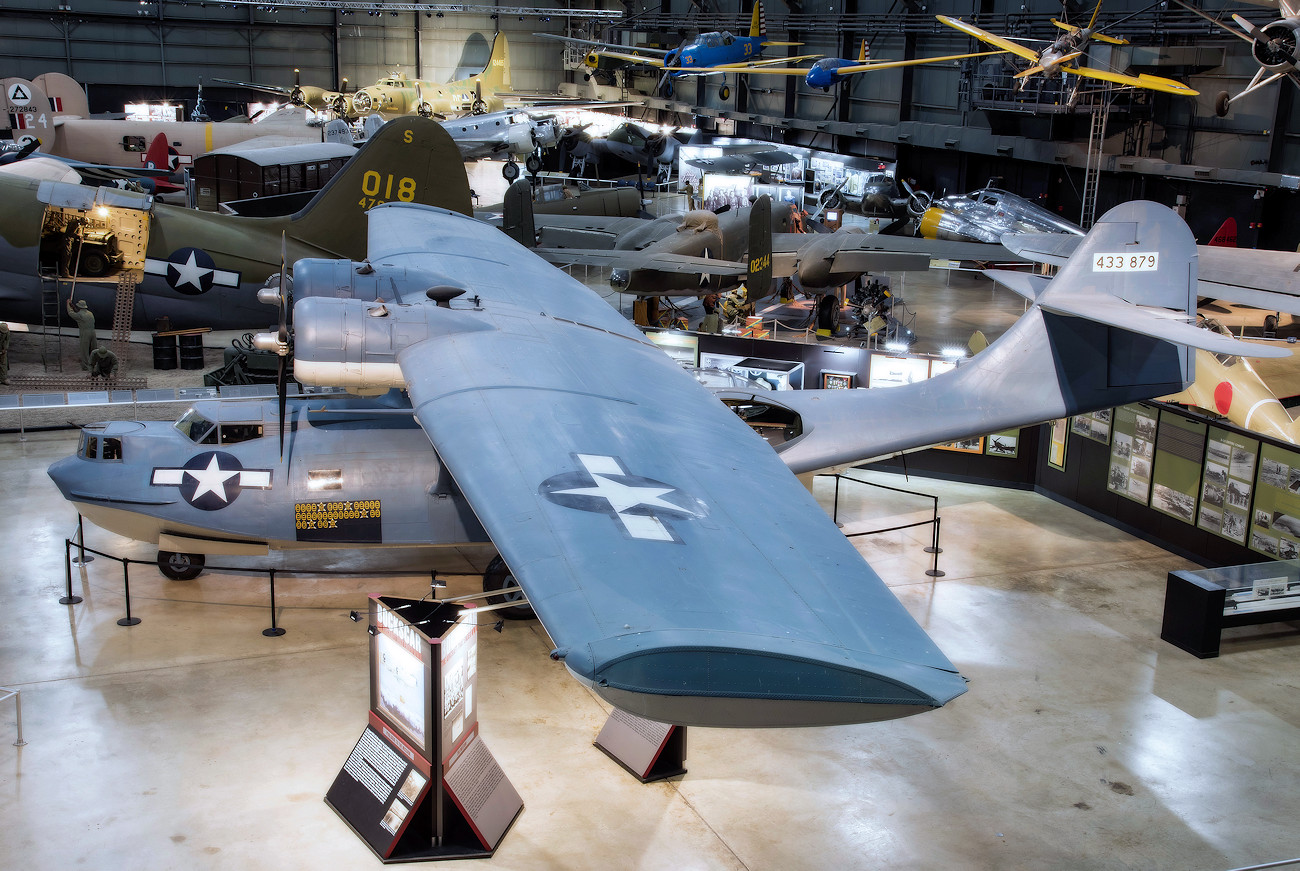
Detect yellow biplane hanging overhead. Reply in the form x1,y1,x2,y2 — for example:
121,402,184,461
937,4,1199,96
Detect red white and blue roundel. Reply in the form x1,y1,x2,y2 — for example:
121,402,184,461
144,248,241,296
152,451,272,510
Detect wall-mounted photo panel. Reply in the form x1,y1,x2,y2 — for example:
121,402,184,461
984,429,1020,458
936,437,984,454
1048,418,1068,471
1150,410,1207,525
1198,426,1258,545
1248,442,1300,558
1070,409,1112,445
1108,404,1156,504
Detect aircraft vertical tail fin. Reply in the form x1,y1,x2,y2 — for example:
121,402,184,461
288,116,473,260
143,133,171,172
859,38,869,63
479,32,512,94
502,179,537,248
751,2,765,38
1208,216,1237,247
32,72,89,118
747,194,773,296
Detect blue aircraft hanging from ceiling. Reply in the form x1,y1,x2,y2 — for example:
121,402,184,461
742,38,1003,91
536,2,818,99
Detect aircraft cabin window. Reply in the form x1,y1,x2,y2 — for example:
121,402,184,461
83,435,98,459
220,424,264,445
121,136,147,152
307,469,343,491
101,438,122,461
175,409,217,445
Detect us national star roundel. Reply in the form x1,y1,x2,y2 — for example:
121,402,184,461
151,451,272,510
142,247,242,296
538,453,705,543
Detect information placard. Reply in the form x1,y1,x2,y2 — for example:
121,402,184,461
1198,426,1258,545
325,718,432,859
1150,410,1206,524
1249,442,1300,558
1107,404,1156,503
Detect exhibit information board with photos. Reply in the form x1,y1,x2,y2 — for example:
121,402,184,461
1107,404,1157,503
1248,442,1300,559
984,429,1020,458
1048,418,1068,471
1198,426,1258,545
1150,410,1207,525
1070,409,1112,445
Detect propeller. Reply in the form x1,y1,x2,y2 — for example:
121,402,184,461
902,179,933,217
415,82,434,118
253,233,293,460
289,69,305,106
471,81,487,115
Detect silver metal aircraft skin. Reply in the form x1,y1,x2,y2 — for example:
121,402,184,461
46,122,1288,729
439,108,563,179
911,182,1084,245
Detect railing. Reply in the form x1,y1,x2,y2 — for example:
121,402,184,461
823,471,945,578
0,687,25,747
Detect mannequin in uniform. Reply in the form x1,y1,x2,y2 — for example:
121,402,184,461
66,299,97,370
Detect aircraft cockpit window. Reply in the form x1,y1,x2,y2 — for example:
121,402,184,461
78,432,123,461
83,435,99,459
175,409,217,445
308,469,343,491
722,32,735,45
220,424,264,445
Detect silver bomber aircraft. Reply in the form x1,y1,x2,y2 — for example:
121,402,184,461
46,118,1291,729
0,116,467,330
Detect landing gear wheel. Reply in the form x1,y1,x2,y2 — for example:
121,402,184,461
502,160,520,181
157,550,204,581
525,153,542,174
79,249,111,278
483,555,533,619
719,84,731,101
1215,91,1231,118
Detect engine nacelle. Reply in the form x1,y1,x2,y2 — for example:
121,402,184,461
1254,19,1300,71
292,258,454,303
918,207,999,244
507,121,535,156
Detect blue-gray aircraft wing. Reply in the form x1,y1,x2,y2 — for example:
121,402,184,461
300,203,967,728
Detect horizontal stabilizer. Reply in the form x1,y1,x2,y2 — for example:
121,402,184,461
983,269,1051,301
1000,231,1077,266
1037,291,1292,358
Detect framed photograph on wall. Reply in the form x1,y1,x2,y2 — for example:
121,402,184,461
822,371,854,389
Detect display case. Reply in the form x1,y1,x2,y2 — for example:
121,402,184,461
1161,560,1300,658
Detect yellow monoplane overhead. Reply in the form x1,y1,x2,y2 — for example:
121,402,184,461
937,9,1199,96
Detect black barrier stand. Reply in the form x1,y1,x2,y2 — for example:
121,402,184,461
117,560,140,627
263,569,286,637
70,515,93,567
828,473,944,578
61,539,83,605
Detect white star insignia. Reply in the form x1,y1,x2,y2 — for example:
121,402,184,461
172,251,213,291
555,475,683,515
186,454,239,503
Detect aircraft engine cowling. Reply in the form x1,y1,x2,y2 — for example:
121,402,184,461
918,207,999,244
292,297,432,390
507,122,535,156
1254,19,1300,71
351,89,375,115
291,258,446,303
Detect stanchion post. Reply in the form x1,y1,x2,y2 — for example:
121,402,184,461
263,568,285,637
12,689,25,747
832,474,841,525
117,559,141,626
70,514,94,567
924,496,943,555
60,539,83,605
926,516,946,578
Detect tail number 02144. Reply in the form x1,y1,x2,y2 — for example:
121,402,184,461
358,171,417,208
1093,252,1158,272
